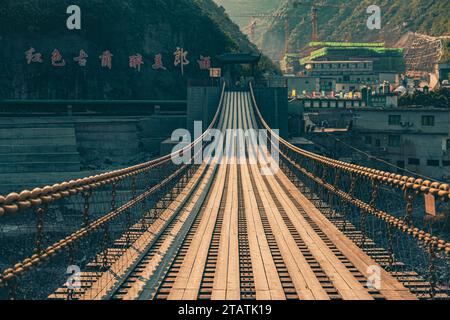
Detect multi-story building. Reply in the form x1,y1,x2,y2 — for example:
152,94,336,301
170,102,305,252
353,108,450,181
304,60,377,92
288,83,398,110
286,42,405,94
286,76,320,95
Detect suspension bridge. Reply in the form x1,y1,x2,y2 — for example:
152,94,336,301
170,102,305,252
0,83,449,300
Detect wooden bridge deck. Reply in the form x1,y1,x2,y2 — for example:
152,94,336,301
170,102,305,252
49,92,418,301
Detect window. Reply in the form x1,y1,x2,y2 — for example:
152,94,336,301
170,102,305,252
443,160,450,167
375,139,381,147
408,158,420,165
422,115,435,126
446,139,450,150
388,135,401,147
427,160,440,167
397,161,405,172
389,115,401,125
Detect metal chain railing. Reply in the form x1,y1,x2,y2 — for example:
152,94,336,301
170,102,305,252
249,82,450,255
0,84,227,300
249,82,450,299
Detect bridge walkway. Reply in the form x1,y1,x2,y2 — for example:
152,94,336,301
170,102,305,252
47,91,417,300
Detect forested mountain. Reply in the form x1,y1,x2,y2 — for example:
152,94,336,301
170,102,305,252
217,0,450,60
0,0,275,100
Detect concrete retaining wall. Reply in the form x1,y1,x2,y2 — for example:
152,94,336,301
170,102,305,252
0,114,187,194
253,87,289,138
187,87,221,135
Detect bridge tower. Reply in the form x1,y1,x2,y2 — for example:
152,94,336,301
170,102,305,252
186,53,261,136
215,53,261,88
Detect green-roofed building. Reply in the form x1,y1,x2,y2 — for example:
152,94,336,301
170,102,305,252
299,44,405,74
287,42,406,94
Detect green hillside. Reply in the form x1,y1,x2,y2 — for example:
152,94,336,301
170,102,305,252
0,0,275,100
255,0,449,59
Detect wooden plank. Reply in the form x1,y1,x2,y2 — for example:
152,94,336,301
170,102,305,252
226,96,244,300
238,97,285,300
264,171,373,300
170,91,235,299
77,163,210,300
210,92,235,300
211,162,233,300
249,163,329,300
240,161,285,300
275,171,418,300
119,166,217,300
168,161,228,300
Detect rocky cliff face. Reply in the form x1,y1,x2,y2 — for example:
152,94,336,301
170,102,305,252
0,0,268,100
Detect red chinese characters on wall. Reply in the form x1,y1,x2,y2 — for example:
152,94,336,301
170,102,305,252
51,49,66,67
197,55,211,70
173,47,190,75
129,54,144,72
152,54,167,71
74,49,88,67
99,50,113,69
24,47,213,75
25,48,43,64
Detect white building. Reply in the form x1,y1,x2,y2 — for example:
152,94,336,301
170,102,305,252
353,108,450,181
303,60,399,92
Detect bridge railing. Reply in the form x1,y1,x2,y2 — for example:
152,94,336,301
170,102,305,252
250,82,450,298
0,84,226,300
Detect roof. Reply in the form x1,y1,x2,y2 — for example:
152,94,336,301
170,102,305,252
351,107,450,112
304,60,373,64
309,42,385,48
300,47,404,65
215,53,261,64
